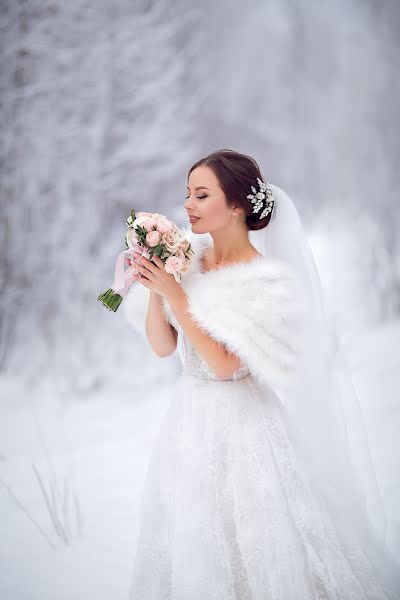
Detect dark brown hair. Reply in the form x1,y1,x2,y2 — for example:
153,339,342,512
187,148,272,231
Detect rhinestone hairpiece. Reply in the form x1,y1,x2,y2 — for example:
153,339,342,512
247,177,274,219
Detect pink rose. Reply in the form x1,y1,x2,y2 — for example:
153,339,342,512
146,230,161,247
134,215,157,231
179,239,190,252
156,217,173,234
161,231,181,252
174,248,185,260
180,258,191,274
164,255,185,275
174,247,192,274
142,216,158,231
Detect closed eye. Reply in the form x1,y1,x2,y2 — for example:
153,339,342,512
185,195,207,199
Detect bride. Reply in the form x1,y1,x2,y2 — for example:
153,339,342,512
123,149,400,599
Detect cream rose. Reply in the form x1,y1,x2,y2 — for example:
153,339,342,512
146,230,161,247
126,227,141,248
179,239,190,252
174,248,185,260
161,231,181,252
164,254,185,275
180,259,191,274
174,249,191,274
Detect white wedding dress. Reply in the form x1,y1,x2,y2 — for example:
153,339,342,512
128,323,399,600
125,185,400,599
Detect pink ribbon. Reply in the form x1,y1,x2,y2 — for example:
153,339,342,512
110,245,150,298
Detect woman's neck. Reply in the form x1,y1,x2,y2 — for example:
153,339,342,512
208,229,256,265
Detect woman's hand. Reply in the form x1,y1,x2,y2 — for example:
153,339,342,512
130,249,183,301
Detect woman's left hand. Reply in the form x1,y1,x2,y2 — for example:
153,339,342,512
132,253,182,301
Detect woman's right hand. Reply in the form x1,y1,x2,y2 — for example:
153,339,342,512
128,247,148,280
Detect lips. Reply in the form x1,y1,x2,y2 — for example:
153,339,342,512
189,216,200,222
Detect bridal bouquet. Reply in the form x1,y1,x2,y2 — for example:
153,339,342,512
97,209,194,312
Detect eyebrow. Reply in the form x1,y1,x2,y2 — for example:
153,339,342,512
186,186,210,191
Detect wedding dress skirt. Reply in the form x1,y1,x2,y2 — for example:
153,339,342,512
129,329,400,600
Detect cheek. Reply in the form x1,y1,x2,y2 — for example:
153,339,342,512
203,198,227,220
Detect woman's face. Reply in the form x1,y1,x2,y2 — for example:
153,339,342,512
184,165,236,233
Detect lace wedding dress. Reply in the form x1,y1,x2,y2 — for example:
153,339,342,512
128,327,399,600
124,203,400,599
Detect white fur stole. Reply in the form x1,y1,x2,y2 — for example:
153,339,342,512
123,227,307,394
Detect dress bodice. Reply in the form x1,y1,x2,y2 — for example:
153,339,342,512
176,325,251,382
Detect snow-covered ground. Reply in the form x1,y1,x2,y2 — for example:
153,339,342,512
1,320,399,600
0,375,177,599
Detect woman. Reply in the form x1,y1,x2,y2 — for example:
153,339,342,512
124,149,400,599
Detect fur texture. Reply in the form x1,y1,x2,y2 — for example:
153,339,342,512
123,227,307,393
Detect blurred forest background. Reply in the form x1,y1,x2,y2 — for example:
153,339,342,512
1,0,400,392
1,1,400,599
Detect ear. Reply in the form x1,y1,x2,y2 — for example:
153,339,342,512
232,206,245,218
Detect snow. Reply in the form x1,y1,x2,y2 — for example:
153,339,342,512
1,0,400,597
0,376,176,599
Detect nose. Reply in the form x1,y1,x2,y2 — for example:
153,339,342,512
184,195,193,209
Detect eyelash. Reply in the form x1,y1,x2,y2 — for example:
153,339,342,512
185,195,207,199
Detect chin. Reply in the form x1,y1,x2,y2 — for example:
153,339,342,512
190,222,206,233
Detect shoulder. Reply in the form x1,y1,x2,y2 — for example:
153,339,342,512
181,252,307,394
182,253,304,320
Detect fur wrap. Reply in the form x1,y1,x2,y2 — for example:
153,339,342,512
123,227,308,395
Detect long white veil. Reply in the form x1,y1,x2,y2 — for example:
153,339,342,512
249,183,400,588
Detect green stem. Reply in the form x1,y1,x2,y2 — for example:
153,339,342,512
97,288,123,312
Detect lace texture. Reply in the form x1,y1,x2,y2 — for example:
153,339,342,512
177,324,251,382
129,330,400,600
